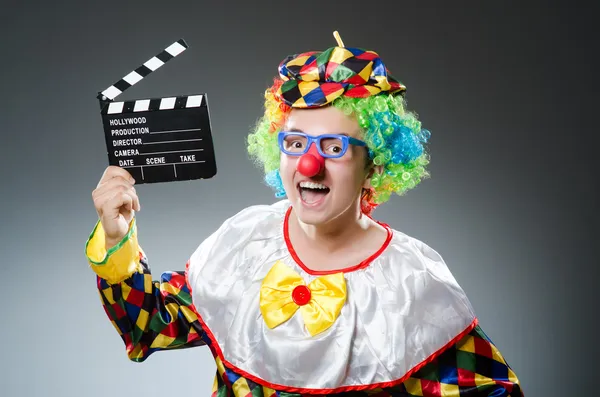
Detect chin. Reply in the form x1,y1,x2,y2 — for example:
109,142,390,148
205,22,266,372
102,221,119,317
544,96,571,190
288,194,328,224
294,207,331,226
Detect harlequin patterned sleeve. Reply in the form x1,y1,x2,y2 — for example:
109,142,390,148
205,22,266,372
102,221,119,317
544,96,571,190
379,324,524,397
84,217,206,362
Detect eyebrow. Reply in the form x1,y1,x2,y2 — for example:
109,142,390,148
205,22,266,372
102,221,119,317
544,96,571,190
285,128,350,137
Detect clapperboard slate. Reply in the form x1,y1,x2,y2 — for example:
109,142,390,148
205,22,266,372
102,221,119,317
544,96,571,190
97,39,216,184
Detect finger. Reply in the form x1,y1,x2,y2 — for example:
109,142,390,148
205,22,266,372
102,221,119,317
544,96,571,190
94,182,136,206
94,183,138,209
103,190,135,221
93,176,135,199
132,189,141,212
121,193,133,214
115,183,140,212
98,166,135,187
105,166,135,182
94,184,139,215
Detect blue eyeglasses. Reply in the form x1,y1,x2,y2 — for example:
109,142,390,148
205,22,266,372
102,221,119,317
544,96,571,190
278,131,367,159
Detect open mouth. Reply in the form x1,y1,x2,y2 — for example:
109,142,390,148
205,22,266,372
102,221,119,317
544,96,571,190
297,181,330,205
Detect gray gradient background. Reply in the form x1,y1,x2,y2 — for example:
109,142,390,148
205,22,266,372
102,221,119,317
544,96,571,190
0,1,596,396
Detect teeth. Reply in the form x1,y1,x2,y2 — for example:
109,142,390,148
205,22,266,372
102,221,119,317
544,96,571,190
299,181,328,190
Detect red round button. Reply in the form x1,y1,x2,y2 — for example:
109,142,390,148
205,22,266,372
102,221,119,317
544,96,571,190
292,285,312,306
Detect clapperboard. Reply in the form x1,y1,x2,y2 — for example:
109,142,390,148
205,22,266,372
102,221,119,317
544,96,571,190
97,39,217,184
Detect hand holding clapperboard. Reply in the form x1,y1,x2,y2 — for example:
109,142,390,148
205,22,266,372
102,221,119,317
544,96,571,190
97,39,217,184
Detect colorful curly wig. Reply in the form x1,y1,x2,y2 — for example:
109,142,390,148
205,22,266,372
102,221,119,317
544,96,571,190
247,40,431,215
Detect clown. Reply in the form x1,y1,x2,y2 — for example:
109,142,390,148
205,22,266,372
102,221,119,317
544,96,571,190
86,32,523,396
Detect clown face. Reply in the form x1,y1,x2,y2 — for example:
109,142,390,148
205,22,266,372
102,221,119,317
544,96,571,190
279,106,374,226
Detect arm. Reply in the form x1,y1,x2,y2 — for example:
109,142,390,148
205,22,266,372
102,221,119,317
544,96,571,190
85,217,206,362
398,325,523,396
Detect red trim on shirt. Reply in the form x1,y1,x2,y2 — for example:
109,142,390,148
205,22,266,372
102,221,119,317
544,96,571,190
184,260,230,388
283,206,394,275
183,207,479,394
189,293,478,395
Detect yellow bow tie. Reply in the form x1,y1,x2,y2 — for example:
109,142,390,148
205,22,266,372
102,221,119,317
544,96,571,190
259,261,347,336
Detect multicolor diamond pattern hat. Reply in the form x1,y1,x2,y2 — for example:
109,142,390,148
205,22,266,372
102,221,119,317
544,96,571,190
276,31,406,108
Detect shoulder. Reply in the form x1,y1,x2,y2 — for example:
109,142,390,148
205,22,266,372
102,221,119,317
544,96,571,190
197,199,289,250
186,200,290,280
370,226,473,308
385,227,458,279
218,200,290,232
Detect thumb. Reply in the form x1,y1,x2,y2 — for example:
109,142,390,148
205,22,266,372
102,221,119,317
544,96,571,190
118,193,135,224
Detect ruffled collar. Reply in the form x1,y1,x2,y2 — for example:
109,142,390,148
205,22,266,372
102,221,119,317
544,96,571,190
186,200,476,394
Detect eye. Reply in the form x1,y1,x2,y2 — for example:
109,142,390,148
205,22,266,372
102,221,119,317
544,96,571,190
323,145,342,155
321,139,343,155
284,138,306,152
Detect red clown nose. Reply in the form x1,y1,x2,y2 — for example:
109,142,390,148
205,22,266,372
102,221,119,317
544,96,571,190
297,144,325,177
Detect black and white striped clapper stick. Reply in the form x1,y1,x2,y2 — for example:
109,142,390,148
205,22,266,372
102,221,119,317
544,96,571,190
97,38,217,184
98,39,188,101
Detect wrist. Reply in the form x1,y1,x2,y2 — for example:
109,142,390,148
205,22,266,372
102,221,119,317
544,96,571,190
105,236,122,251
